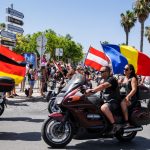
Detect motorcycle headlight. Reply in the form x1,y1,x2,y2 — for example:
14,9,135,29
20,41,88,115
56,97,63,105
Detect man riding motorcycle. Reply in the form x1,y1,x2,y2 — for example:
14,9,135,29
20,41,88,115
86,66,120,134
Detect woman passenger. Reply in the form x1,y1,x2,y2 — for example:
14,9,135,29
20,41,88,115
120,64,139,127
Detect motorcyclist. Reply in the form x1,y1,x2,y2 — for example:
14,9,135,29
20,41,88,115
86,66,120,134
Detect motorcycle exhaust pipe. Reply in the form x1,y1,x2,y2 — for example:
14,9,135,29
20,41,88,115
123,126,143,133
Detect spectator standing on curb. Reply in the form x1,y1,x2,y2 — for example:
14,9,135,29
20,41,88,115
28,64,35,98
40,64,48,97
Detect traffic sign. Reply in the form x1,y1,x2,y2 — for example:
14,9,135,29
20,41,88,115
0,30,16,40
55,48,63,56
36,35,47,55
36,35,47,46
1,39,16,47
7,16,24,26
37,47,46,55
7,24,24,34
6,7,24,19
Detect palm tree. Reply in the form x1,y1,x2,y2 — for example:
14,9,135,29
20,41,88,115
133,0,150,52
145,26,150,43
120,10,137,45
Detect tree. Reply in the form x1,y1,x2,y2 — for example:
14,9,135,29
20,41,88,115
145,26,150,43
133,0,150,52
101,41,109,44
120,10,137,45
14,29,84,64
0,23,6,30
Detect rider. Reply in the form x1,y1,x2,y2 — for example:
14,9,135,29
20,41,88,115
120,64,139,127
86,66,120,134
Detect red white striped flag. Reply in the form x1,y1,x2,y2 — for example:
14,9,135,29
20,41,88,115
84,46,109,70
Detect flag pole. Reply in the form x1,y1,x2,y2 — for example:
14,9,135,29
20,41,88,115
100,41,110,65
83,45,91,68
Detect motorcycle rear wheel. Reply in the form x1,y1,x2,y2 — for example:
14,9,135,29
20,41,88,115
41,117,73,148
115,131,137,142
0,103,5,116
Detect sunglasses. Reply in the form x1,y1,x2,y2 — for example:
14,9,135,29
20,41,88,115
100,70,107,73
124,68,129,71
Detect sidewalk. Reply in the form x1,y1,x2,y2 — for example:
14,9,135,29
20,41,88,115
15,80,42,99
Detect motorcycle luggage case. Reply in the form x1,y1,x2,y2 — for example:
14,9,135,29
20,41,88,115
0,77,15,92
138,85,150,100
131,107,150,125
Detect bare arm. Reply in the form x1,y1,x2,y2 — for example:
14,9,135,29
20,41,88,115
140,76,145,85
88,82,111,93
126,77,137,100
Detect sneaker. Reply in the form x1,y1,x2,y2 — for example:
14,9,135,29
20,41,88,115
109,123,121,135
123,122,131,128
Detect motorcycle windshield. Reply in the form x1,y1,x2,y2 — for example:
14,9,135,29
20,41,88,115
61,73,85,96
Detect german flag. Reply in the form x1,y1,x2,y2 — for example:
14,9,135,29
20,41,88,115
0,45,26,84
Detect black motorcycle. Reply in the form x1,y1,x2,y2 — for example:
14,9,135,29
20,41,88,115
0,92,6,116
47,81,64,113
0,77,15,116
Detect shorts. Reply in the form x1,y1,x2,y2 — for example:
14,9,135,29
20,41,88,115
29,80,35,87
23,77,26,82
104,99,120,113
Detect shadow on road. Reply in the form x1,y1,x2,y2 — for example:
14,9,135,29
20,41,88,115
0,117,44,122
6,96,47,106
47,136,150,150
0,132,41,141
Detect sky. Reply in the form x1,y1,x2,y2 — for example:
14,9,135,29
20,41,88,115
0,0,150,56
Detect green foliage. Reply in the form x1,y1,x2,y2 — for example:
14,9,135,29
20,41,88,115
0,23,6,30
133,0,150,23
133,0,150,51
13,29,83,63
120,10,137,45
145,26,150,43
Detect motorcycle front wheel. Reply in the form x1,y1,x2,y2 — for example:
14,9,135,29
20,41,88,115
0,103,5,116
115,131,137,142
48,99,61,113
41,117,73,148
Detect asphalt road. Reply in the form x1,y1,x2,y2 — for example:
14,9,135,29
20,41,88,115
0,89,150,150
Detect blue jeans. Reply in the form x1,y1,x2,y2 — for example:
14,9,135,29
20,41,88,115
29,80,35,88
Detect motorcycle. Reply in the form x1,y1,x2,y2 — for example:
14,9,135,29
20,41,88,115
41,74,150,148
47,76,92,113
0,77,15,116
0,92,6,116
47,81,64,113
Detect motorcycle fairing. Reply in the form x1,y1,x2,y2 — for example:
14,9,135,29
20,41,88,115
48,112,65,121
60,74,85,97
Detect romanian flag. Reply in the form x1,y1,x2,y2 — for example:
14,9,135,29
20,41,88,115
84,46,109,71
102,44,150,76
0,45,26,84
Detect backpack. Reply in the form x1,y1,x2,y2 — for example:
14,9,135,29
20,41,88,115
25,88,29,97
25,88,33,97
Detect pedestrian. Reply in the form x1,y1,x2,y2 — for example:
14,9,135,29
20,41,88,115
40,64,48,97
28,64,35,98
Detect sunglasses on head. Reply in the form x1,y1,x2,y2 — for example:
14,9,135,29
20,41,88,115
124,68,129,71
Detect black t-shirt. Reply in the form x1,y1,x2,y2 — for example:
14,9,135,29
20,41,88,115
102,76,120,101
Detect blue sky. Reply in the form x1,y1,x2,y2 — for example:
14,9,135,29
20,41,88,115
0,0,150,56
